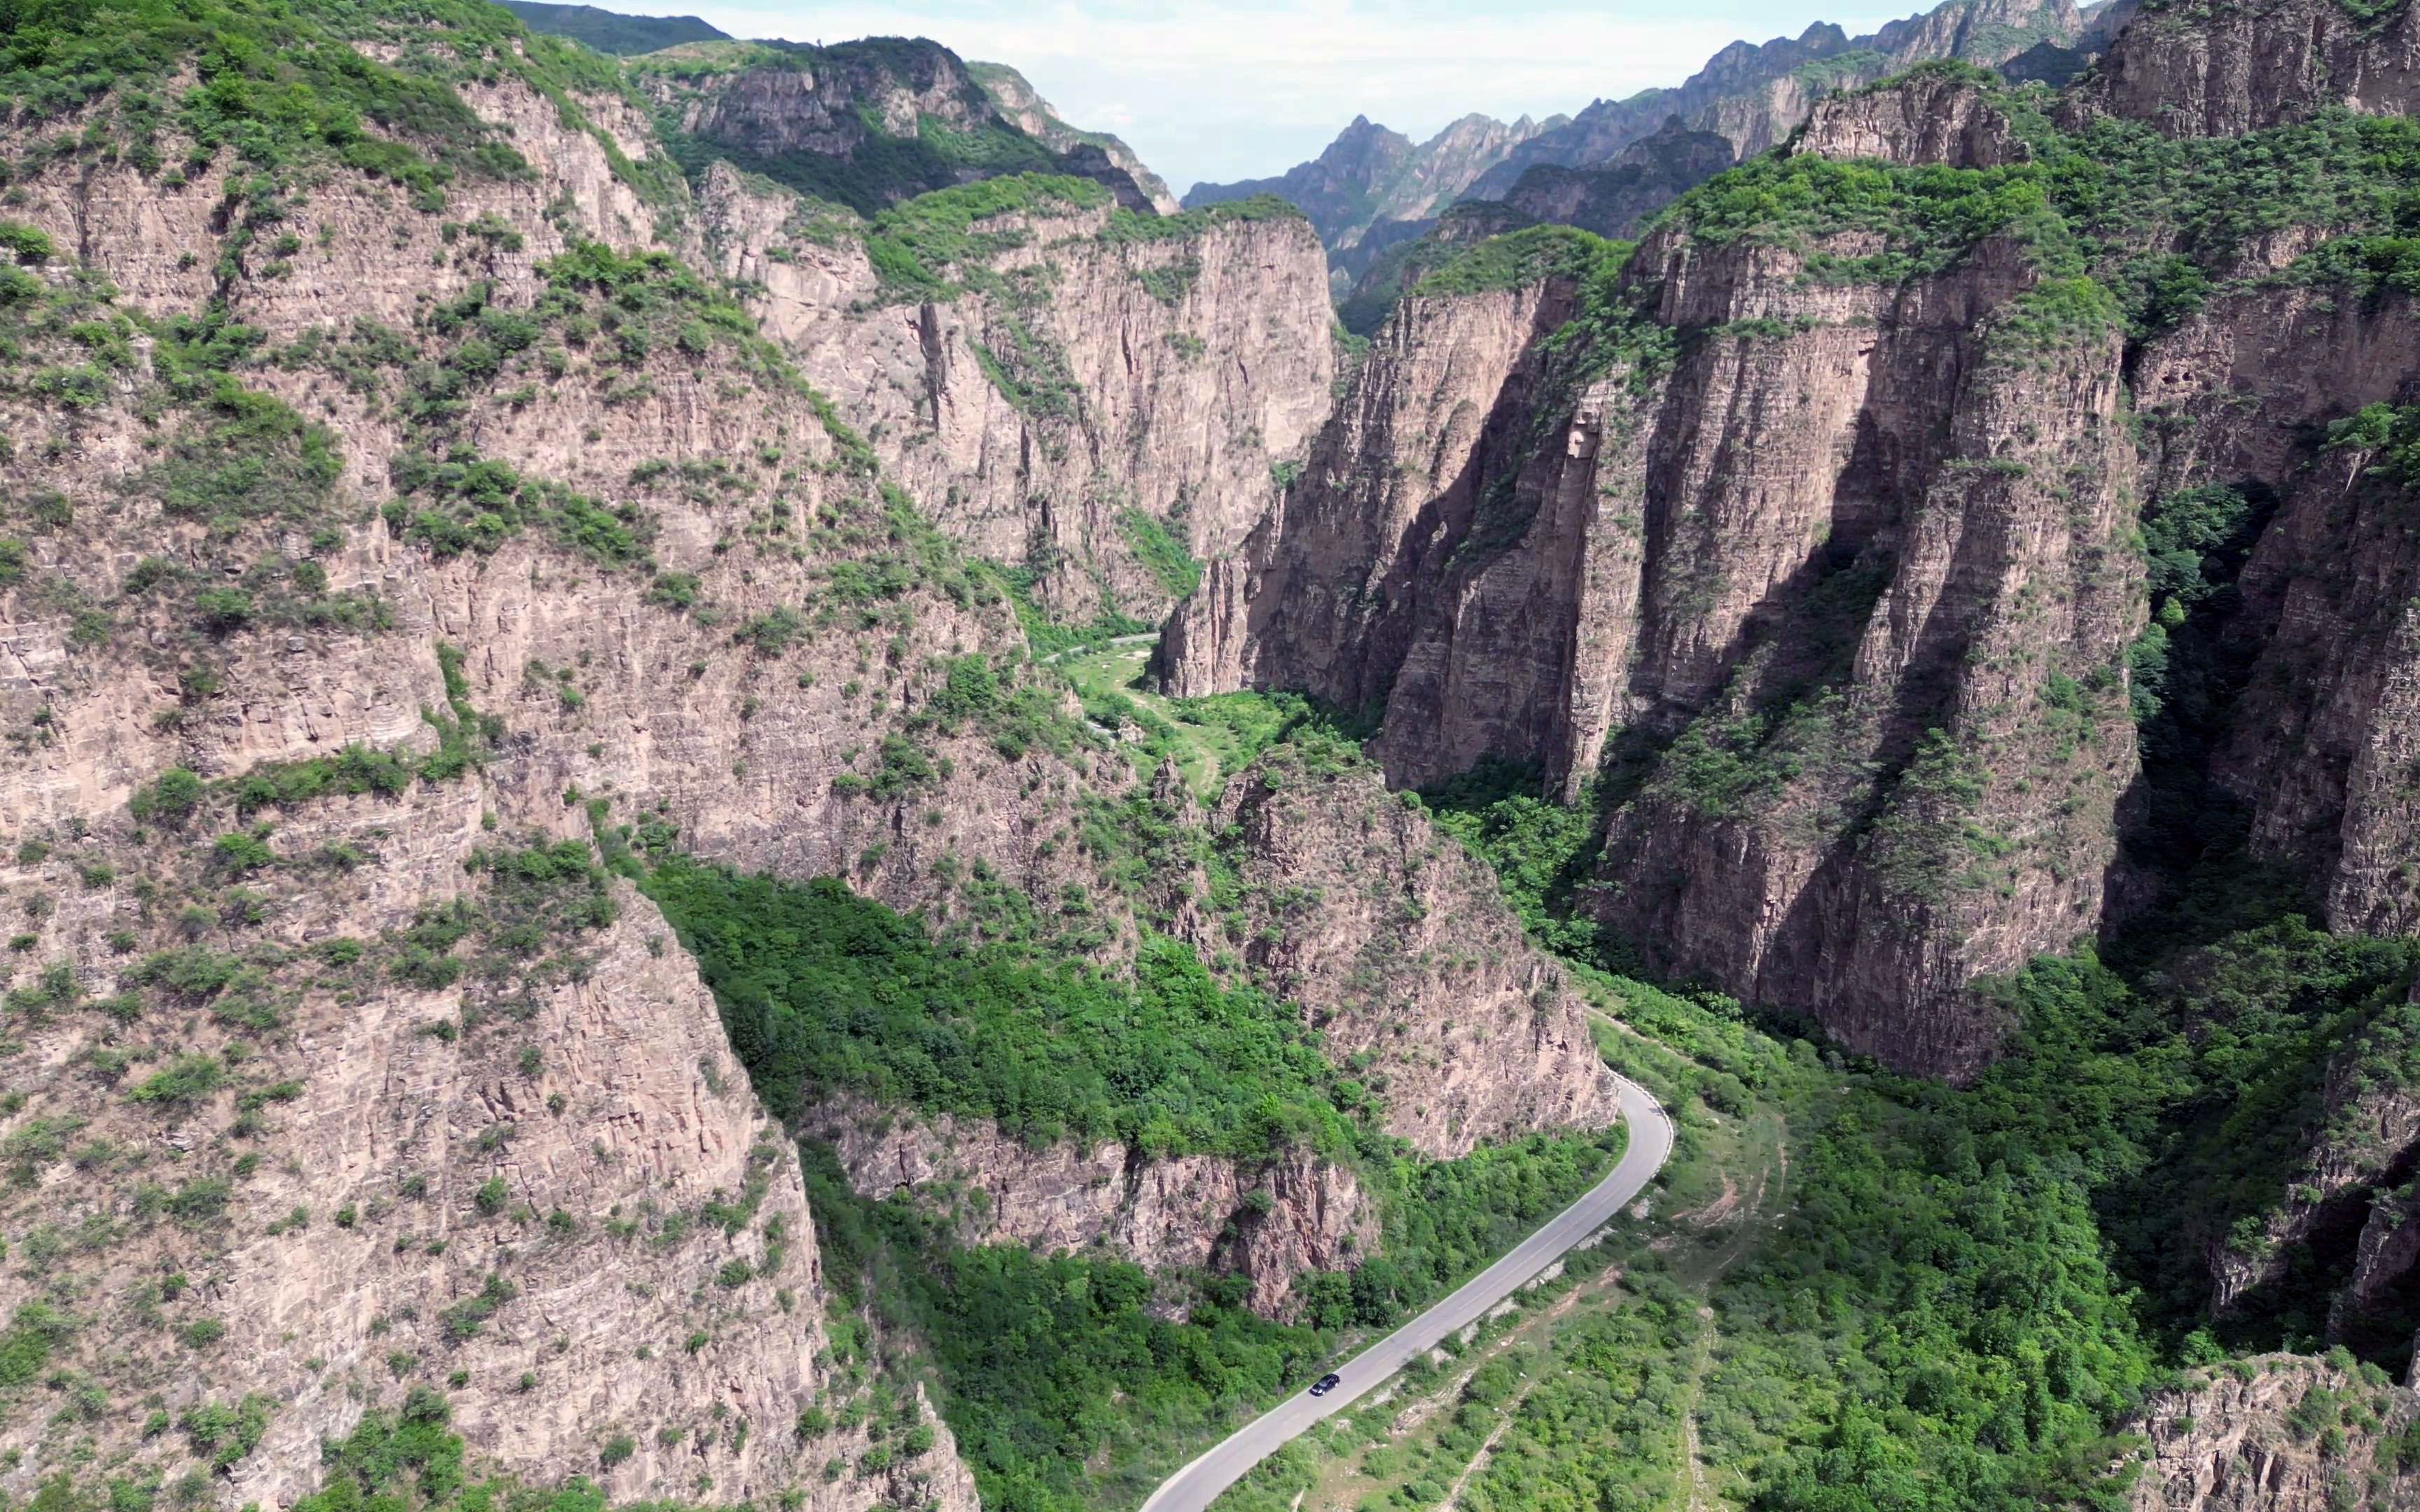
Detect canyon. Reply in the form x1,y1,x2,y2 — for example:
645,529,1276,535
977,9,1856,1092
6,0,2420,1508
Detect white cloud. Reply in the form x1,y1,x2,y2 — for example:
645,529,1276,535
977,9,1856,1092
679,1,1907,191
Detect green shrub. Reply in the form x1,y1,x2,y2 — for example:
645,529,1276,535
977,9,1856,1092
0,223,54,265
127,1054,226,1107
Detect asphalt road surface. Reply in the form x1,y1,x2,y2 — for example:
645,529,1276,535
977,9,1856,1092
1138,1076,1675,1512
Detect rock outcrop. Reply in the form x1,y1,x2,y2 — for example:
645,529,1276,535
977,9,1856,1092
698,166,1337,622
2079,0,2420,138
969,59,1182,214
2125,1357,2420,1511
645,36,1165,212
1201,752,1622,1155
821,1101,1376,1315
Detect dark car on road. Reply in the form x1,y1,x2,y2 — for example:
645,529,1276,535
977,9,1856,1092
1308,1373,1341,1397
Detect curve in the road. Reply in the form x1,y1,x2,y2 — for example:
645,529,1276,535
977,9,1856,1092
1140,1077,1675,1512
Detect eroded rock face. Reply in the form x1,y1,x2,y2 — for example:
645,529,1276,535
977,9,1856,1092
2080,0,2420,138
821,1102,1375,1315
0,777,976,1512
697,165,1336,622
1165,78,2140,1078
1202,753,1621,1156
1795,69,2033,167
2125,1357,2420,1511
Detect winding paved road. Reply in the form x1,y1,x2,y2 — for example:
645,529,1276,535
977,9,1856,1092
1139,1077,1675,1512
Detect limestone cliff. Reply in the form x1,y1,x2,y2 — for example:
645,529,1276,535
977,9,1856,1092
2078,0,2420,137
1165,77,2142,1079
641,36,1164,213
2125,1357,2420,1512
697,165,1336,624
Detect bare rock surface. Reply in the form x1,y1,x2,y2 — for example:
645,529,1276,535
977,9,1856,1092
2126,1357,2420,1511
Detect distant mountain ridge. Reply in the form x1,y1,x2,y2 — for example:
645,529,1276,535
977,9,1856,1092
498,0,726,54
1184,111,1559,253
1191,0,2099,272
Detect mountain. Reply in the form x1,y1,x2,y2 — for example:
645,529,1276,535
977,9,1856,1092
500,0,727,53
1200,0,2093,297
967,60,1182,214
637,36,1172,216
1184,114,1417,244
24,0,2420,1509
1186,111,1555,253
1498,115,1738,239
1468,0,2090,198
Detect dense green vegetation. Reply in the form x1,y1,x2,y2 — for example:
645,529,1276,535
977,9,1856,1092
644,858,1368,1159
0,0,669,209
856,174,1113,298
1096,193,1302,244
800,1144,1335,1512
1420,742,2420,1507
1118,509,1202,598
499,0,726,55
1410,224,1628,299
1658,71,2420,336
644,797,1630,1512
795,1112,1625,1512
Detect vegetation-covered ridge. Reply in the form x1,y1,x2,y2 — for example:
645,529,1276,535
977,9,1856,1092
0,0,681,212
1650,64,2420,332
644,855,1372,1161
640,811,1634,1512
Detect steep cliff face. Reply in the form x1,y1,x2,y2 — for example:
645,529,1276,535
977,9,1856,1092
2079,0,2420,137
698,167,1336,624
1199,750,1620,1156
821,1100,1375,1316
643,36,1164,213
1167,78,2142,1077
1157,274,1577,730
2127,214,2420,940
2125,1357,2420,1512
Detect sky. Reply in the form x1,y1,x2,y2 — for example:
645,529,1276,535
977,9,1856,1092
674,0,1908,195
